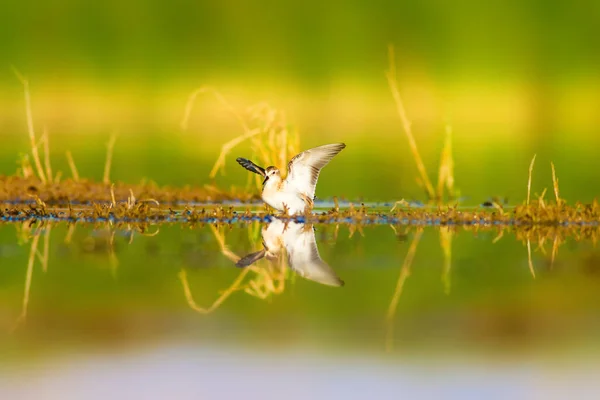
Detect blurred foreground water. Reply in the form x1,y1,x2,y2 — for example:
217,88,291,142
1,217,600,399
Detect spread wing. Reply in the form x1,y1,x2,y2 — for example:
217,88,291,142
282,223,344,287
285,143,345,200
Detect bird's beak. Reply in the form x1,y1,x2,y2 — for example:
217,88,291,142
262,176,269,185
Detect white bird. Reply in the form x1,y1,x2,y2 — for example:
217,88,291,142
236,219,344,287
236,143,346,214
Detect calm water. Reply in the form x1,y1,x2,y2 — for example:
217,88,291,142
1,218,600,399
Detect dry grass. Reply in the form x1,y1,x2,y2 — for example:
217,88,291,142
65,151,80,182
387,45,456,205
181,87,300,191
437,125,455,199
103,132,118,185
527,154,537,206
41,127,53,184
11,67,47,184
551,162,561,205
386,46,435,200
0,175,253,205
2,83,252,205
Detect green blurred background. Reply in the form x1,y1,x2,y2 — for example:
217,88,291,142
1,0,599,202
2,4,600,389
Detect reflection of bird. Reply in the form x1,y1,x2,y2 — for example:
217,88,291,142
236,219,344,287
236,143,346,214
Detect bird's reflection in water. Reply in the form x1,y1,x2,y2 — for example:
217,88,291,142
236,219,344,287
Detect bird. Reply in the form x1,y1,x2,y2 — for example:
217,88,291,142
236,143,346,214
235,219,344,287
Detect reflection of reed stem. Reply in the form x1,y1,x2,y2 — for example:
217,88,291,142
550,235,559,270
210,224,241,263
527,239,536,279
385,229,424,352
179,268,250,314
108,229,119,275
201,223,287,310
64,223,77,244
440,227,453,295
13,233,41,331
41,224,51,273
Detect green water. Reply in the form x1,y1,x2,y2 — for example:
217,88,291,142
2,218,600,397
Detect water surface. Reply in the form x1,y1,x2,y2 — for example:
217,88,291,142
1,218,600,398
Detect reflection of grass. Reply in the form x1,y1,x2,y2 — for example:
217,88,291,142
208,222,288,298
385,228,423,352
11,223,52,331
178,222,288,314
12,230,40,331
179,268,252,314
439,226,453,295
384,160,583,350
7,218,165,331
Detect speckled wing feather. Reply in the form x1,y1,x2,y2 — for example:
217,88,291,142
285,143,345,200
282,223,344,287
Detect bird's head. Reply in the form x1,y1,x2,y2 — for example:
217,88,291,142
263,166,281,185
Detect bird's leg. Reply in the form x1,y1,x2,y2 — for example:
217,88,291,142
299,193,314,214
301,223,314,233
282,218,290,233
